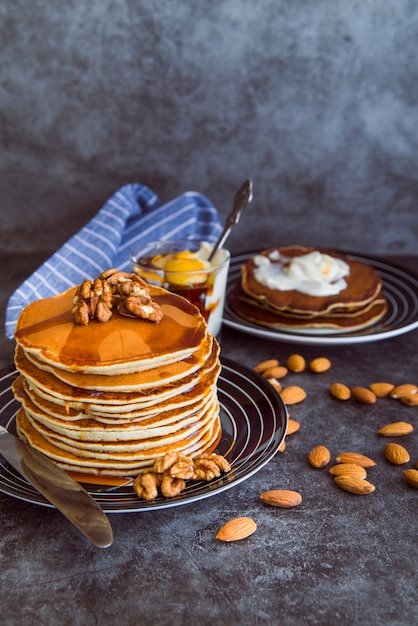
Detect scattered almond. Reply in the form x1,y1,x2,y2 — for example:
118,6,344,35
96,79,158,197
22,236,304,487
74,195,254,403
400,394,418,406
335,452,377,468
329,464,367,479
403,469,418,489
308,445,331,468
260,489,302,508
278,440,286,452
384,442,410,465
390,384,418,399
280,386,307,405
216,517,257,542
369,382,395,397
253,359,279,374
286,354,306,372
262,365,288,379
267,378,282,393
329,382,351,400
334,476,376,495
286,418,301,436
309,357,331,373
351,386,377,404
377,421,414,437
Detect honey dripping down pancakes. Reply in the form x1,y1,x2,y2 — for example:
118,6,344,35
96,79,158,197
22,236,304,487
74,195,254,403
13,269,222,480
229,246,387,332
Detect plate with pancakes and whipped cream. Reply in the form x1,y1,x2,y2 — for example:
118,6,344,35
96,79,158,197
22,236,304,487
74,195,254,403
0,269,287,512
225,245,418,345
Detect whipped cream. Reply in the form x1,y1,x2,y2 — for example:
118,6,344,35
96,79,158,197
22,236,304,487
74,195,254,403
253,250,350,297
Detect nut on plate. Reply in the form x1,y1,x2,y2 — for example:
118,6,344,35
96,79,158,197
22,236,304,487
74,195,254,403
384,442,410,465
308,445,331,468
260,489,302,508
216,517,257,542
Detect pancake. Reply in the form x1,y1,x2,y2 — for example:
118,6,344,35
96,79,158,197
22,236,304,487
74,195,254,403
241,246,383,315
229,285,388,331
16,409,221,475
232,246,387,332
13,271,223,478
14,284,208,375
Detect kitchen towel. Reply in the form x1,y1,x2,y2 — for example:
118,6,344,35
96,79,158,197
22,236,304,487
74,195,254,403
5,183,223,339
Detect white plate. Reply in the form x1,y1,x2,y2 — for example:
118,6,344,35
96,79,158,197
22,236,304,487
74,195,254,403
0,360,287,513
223,251,418,346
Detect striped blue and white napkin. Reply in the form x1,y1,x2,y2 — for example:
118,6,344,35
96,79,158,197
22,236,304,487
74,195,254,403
5,183,223,339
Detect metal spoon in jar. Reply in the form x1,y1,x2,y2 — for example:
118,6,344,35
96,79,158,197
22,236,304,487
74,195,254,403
208,179,253,262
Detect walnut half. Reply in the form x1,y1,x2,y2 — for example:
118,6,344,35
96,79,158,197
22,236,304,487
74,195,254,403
133,451,232,501
71,269,163,325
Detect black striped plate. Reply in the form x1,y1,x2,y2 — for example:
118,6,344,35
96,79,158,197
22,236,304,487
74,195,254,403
223,251,418,345
0,359,287,513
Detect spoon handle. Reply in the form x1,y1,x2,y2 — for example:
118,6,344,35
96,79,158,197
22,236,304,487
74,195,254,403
208,179,253,262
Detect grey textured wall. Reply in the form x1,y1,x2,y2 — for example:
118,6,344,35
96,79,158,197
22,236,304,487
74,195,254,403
1,0,418,256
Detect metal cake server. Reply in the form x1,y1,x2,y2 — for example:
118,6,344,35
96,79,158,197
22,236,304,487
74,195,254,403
0,426,113,548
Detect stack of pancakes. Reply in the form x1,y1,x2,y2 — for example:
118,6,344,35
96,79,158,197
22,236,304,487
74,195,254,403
229,245,388,332
13,284,221,478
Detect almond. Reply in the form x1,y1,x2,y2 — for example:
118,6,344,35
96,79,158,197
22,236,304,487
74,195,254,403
369,382,395,397
329,382,351,401
384,442,410,465
286,418,301,435
309,357,331,373
400,394,418,406
329,464,367,479
403,469,418,489
390,383,418,399
278,440,286,452
260,489,302,508
308,445,331,468
280,385,307,405
334,476,376,495
267,378,282,393
216,517,257,542
286,353,306,372
262,365,288,379
253,359,279,374
351,386,377,404
377,421,414,437
335,452,377,468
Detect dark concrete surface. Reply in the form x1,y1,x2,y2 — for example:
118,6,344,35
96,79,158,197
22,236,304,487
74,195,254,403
2,1,418,256
0,253,417,625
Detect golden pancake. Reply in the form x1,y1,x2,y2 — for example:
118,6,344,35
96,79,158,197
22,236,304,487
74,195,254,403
16,409,221,475
229,285,388,331
14,339,219,407
241,246,383,316
14,285,208,375
13,274,223,478
16,332,213,392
